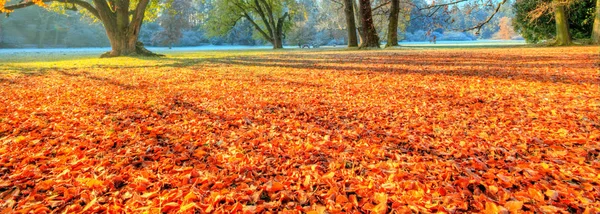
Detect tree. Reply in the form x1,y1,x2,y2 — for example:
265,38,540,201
155,0,192,48
385,0,399,47
1,0,162,57
0,15,3,45
552,0,571,45
494,16,516,39
206,0,299,49
343,0,358,47
513,0,593,44
593,0,599,43
357,0,379,48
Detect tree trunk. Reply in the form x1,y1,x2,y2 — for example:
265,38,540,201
54,21,60,46
358,0,379,48
38,17,51,48
352,0,364,45
0,17,3,45
272,12,287,49
93,0,161,57
553,2,571,46
343,0,358,47
592,0,600,44
386,0,400,47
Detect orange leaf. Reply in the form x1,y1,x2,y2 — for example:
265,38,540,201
335,194,348,204
179,203,198,212
268,181,284,192
161,202,180,213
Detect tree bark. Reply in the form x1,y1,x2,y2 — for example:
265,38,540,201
553,2,571,46
386,0,399,47
343,0,358,47
272,12,287,49
94,0,161,57
352,0,364,45
592,0,600,44
358,0,379,48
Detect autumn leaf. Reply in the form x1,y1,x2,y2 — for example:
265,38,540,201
267,181,284,192
504,200,523,213
0,47,598,213
161,202,180,212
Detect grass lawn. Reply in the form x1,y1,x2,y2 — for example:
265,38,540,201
0,46,599,213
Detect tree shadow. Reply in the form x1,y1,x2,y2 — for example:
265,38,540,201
198,52,599,85
57,70,138,90
2,50,598,86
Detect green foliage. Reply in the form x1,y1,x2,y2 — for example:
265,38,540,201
205,0,302,39
512,0,595,43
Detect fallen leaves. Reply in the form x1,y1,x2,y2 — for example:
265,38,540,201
0,47,599,212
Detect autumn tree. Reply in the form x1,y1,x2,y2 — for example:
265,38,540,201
0,0,164,57
514,0,595,45
494,16,516,39
154,0,192,48
206,0,299,49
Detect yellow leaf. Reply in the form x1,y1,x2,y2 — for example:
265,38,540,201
483,202,500,214
141,191,158,199
373,192,388,205
184,191,197,202
371,202,387,214
528,188,545,202
540,205,561,213
545,190,559,201
82,197,97,213
479,132,489,140
557,128,568,137
14,136,26,143
540,162,550,170
322,172,335,179
504,200,523,213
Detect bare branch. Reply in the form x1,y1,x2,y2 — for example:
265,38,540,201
460,0,508,34
417,0,469,11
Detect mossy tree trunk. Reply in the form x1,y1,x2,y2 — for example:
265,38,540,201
553,1,571,46
386,0,400,47
592,0,600,44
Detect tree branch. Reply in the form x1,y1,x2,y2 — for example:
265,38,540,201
243,12,272,41
372,0,390,12
417,0,469,11
2,0,100,19
460,0,508,34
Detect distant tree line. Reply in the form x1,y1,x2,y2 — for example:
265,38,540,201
1,0,598,55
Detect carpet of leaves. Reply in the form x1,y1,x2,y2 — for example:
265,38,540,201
0,47,599,213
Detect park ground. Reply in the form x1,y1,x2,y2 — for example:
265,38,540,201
0,46,599,213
